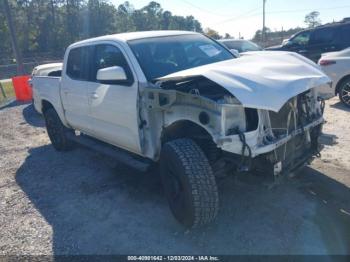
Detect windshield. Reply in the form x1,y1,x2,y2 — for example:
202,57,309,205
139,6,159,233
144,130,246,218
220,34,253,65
221,40,262,52
128,34,234,80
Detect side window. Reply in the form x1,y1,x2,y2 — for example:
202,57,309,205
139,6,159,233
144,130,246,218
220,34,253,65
310,28,335,45
93,44,134,85
66,47,90,81
340,25,350,45
290,31,310,46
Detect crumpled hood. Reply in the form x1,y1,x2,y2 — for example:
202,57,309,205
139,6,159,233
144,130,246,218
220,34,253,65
158,51,331,112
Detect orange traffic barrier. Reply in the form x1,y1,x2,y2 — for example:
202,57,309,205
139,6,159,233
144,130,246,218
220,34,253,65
12,75,32,101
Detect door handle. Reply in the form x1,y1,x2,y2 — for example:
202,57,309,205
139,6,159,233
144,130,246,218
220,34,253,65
90,92,99,99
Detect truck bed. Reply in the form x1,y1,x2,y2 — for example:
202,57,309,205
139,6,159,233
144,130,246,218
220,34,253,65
32,76,61,114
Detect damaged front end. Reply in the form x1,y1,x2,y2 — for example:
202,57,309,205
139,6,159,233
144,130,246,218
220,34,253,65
139,52,330,177
140,77,324,178
216,88,324,177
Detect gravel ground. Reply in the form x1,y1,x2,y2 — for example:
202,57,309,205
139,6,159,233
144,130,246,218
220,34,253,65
0,97,349,255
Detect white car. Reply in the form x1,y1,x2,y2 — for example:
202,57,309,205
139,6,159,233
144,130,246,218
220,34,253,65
219,39,263,53
31,62,63,77
32,31,330,228
318,48,350,107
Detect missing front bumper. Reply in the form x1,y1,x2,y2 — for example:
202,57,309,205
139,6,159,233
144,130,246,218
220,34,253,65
253,123,323,177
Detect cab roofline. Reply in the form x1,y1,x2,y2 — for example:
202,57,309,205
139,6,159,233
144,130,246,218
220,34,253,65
69,30,198,48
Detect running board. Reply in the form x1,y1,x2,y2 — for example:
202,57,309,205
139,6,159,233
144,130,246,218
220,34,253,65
66,132,151,172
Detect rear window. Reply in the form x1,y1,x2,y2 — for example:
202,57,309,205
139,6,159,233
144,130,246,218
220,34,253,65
66,46,91,81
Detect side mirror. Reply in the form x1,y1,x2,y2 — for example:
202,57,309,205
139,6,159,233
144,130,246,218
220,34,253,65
230,49,240,57
96,66,127,82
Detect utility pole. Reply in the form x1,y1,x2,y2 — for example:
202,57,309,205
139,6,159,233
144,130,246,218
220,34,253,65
262,0,266,44
281,26,284,43
3,0,24,75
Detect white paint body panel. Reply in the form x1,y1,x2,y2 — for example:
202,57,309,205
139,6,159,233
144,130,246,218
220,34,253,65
159,51,331,112
31,63,62,76
319,48,350,94
32,76,68,126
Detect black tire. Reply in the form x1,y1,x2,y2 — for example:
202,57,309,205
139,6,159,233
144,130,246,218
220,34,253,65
338,79,350,108
160,138,219,228
44,108,73,151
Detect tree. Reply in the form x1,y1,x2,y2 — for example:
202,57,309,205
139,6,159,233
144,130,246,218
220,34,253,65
115,2,136,32
224,33,233,39
87,0,117,37
204,28,221,39
2,0,24,75
0,0,208,67
304,11,321,28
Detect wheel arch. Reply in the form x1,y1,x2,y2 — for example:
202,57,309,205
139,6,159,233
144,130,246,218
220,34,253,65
41,99,70,128
160,119,221,163
335,74,350,95
161,119,215,144
41,99,54,114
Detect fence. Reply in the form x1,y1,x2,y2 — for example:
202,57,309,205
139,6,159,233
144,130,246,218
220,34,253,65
0,51,63,79
0,60,62,79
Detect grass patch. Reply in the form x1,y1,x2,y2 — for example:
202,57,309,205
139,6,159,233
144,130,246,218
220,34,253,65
0,80,15,103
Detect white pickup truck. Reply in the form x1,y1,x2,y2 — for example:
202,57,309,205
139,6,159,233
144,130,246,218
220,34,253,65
32,30,331,228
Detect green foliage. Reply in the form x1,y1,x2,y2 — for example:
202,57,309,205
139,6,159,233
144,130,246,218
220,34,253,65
304,11,321,28
0,0,204,59
204,28,221,40
0,80,14,103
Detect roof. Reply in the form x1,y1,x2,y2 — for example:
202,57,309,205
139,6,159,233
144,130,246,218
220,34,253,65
70,30,198,48
219,39,249,42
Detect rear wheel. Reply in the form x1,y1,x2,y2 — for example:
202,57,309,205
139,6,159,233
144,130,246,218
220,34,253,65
44,108,73,151
339,79,350,108
160,138,219,228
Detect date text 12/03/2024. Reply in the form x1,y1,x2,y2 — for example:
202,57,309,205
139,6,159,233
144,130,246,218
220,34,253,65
127,256,220,261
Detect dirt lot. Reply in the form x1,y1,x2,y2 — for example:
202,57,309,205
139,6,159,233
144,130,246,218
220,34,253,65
0,97,349,255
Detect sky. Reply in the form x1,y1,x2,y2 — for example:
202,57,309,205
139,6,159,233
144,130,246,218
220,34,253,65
110,0,350,39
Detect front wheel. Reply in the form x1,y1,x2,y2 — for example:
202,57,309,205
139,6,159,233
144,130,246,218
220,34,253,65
339,79,350,108
160,138,219,228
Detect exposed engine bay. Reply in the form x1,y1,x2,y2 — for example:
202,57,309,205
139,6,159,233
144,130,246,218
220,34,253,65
139,74,325,178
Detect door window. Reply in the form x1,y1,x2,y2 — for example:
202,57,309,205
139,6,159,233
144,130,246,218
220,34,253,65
66,46,91,81
92,44,134,85
340,25,350,45
289,31,310,46
310,27,335,45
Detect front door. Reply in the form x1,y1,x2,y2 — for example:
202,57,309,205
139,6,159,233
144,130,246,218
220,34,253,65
307,27,338,62
88,43,141,154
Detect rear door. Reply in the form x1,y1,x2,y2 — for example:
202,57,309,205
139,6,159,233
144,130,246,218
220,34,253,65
339,24,350,49
61,46,95,132
307,27,339,62
87,43,141,154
